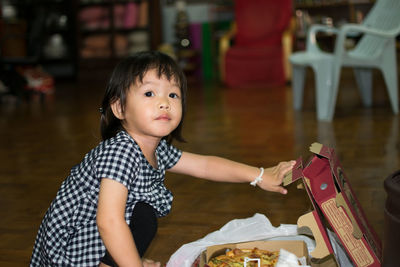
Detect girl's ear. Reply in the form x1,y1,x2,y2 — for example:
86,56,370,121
110,99,124,120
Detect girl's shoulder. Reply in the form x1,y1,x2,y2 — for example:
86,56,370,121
157,138,180,154
84,131,140,185
88,131,141,161
156,139,182,169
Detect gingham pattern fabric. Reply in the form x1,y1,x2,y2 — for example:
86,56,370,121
30,131,181,266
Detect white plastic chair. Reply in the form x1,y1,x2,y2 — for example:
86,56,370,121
290,0,400,121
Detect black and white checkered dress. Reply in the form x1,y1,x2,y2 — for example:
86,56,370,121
30,131,182,266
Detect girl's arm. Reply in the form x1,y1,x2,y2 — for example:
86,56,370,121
169,152,295,194
97,178,143,267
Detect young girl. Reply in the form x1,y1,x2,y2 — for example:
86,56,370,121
30,51,295,267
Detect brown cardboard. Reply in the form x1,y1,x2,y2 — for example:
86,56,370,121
199,240,308,267
297,211,332,259
284,143,382,267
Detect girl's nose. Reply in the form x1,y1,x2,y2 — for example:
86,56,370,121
159,99,170,110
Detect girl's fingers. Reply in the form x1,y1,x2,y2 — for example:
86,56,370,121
269,185,287,195
261,160,295,193
277,160,296,180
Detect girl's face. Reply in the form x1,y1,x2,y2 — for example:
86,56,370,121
112,69,183,142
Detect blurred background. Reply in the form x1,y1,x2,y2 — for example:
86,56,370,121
1,0,399,266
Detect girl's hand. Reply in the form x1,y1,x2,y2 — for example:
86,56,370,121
143,258,161,267
258,160,296,194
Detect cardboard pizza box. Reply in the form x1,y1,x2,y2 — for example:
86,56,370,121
283,143,382,267
198,240,309,267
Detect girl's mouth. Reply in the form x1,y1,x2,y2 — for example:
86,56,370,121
156,114,171,121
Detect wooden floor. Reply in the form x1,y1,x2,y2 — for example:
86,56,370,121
0,68,399,266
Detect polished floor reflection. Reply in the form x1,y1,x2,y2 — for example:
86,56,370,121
0,68,398,265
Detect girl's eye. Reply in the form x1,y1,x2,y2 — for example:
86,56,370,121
144,91,154,97
169,93,179,99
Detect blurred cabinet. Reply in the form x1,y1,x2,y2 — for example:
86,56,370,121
1,0,77,78
76,0,161,73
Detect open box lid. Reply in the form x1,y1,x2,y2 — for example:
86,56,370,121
283,143,382,267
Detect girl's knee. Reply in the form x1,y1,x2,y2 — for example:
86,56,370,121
129,202,158,257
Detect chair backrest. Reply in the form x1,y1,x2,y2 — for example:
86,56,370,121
233,0,292,47
352,0,400,56
362,0,400,31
